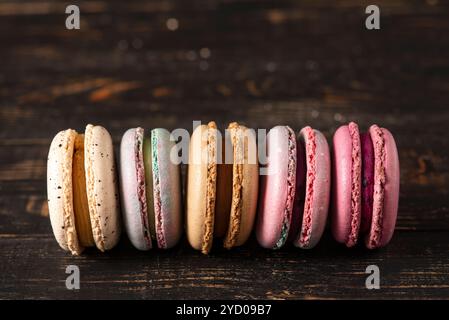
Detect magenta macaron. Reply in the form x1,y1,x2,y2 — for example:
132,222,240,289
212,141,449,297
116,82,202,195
119,127,182,250
331,122,400,249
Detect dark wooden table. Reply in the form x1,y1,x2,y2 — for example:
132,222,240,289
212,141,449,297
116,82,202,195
1,0,448,299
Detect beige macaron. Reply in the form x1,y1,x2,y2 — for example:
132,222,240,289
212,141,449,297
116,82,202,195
186,122,258,254
47,124,121,255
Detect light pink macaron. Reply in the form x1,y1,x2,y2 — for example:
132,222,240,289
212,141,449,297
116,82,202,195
256,126,296,249
289,126,331,249
331,122,400,249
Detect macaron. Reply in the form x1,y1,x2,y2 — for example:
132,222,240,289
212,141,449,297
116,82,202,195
47,124,121,255
119,127,182,250
288,126,331,249
256,125,296,249
186,122,259,254
331,122,400,249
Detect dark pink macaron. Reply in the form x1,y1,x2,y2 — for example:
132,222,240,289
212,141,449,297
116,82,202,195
331,122,400,249
331,122,362,247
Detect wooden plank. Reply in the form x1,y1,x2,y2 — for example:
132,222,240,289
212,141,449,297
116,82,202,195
0,232,448,299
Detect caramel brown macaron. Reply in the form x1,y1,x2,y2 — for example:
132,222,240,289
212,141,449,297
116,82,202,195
186,122,258,254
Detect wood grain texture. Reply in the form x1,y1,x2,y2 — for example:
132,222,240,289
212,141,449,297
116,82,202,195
0,0,448,299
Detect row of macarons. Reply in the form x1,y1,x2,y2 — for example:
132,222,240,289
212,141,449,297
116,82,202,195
47,122,399,255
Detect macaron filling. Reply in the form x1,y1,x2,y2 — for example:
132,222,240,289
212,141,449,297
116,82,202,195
297,127,316,247
287,136,306,243
143,138,156,242
214,137,232,238
366,125,386,249
72,133,95,248
273,126,296,249
360,132,374,234
202,122,217,254
347,122,361,247
151,130,166,249
135,128,152,248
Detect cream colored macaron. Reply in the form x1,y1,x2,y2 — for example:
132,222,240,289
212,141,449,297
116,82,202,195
47,124,121,255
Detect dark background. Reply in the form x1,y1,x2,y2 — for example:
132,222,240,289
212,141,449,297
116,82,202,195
1,0,448,299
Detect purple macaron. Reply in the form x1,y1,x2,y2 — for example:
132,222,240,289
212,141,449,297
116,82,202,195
119,128,182,251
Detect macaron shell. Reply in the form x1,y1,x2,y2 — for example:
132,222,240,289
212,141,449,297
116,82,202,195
234,164,259,246
119,128,151,251
152,128,183,249
85,124,121,251
47,129,82,255
223,124,259,248
295,128,330,249
366,126,400,248
186,123,217,253
331,123,361,247
256,126,295,249
378,128,399,247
